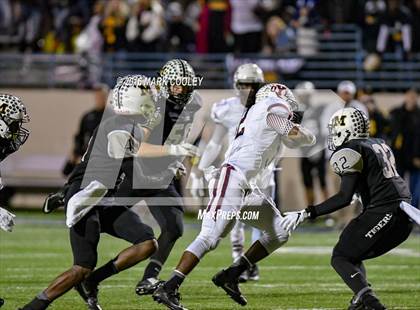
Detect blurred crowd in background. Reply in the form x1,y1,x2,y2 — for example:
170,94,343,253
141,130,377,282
0,0,419,56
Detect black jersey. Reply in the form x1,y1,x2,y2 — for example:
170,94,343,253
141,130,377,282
143,93,202,175
330,138,411,209
69,114,144,189
0,137,15,162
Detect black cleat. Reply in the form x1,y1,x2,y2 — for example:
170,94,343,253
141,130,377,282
212,269,247,306
348,296,364,310
248,264,259,281
0,298,4,308
360,292,387,310
42,190,65,214
75,280,102,310
152,285,187,310
135,277,164,296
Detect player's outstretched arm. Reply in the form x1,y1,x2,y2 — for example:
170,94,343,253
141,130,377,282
137,142,199,157
281,173,358,232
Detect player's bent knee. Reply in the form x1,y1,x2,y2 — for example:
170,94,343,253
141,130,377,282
185,235,221,259
71,265,92,281
259,233,288,254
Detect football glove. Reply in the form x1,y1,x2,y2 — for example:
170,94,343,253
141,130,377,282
280,209,308,232
167,143,200,157
168,161,187,179
0,206,16,232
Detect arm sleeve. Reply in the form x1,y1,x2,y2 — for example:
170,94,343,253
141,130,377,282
197,124,226,170
266,113,295,136
107,130,140,159
306,173,359,218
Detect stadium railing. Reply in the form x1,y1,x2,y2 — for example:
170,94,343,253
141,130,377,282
0,24,419,91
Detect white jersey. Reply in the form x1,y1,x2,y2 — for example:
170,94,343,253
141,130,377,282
211,97,245,143
211,96,275,189
224,98,289,181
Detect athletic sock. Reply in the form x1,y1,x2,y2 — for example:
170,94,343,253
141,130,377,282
331,256,369,295
164,270,185,291
142,260,162,280
87,259,119,285
22,294,50,310
225,255,253,279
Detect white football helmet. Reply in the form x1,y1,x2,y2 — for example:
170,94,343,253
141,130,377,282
256,83,299,111
0,94,30,151
328,107,369,150
159,59,197,105
112,75,157,120
233,63,265,91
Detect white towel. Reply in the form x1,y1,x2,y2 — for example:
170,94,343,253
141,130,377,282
399,201,420,226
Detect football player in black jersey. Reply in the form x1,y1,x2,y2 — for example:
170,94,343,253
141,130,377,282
0,94,30,308
281,107,415,310
20,75,198,310
128,59,209,297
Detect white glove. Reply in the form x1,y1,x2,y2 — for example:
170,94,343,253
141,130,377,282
168,161,187,178
167,143,200,157
0,206,16,232
202,165,219,182
190,172,205,197
280,210,308,233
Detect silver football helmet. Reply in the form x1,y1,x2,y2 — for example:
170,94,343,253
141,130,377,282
328,107,369,150
0,94,30,151
233,63,264,90
112,75,157,122
159,59,197,105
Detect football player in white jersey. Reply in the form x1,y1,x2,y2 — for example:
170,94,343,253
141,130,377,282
192,63,273,282
153,83,316,309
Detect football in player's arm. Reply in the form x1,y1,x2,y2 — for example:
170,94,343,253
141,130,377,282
281,107,417,310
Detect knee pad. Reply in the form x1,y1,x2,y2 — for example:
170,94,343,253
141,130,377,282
258,231,289,254
186,234,221,259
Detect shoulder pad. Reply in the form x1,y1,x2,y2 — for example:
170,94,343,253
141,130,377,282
211,98,236,123
330,148,363,175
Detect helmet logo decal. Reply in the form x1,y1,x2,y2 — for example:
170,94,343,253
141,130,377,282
332,115,347,127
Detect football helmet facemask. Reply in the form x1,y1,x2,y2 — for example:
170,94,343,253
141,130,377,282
0,94,30,151
328,107,369,150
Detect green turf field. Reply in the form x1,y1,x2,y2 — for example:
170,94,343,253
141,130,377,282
0,212,419,310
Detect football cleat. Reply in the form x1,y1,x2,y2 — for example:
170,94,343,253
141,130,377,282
248,264,260,281
212,269,247,306
152,285,188,310
0,297,4,308
75,280,102,310
135,277,164,296
348,296,364,310
360,292,387,310
42,189,65,214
